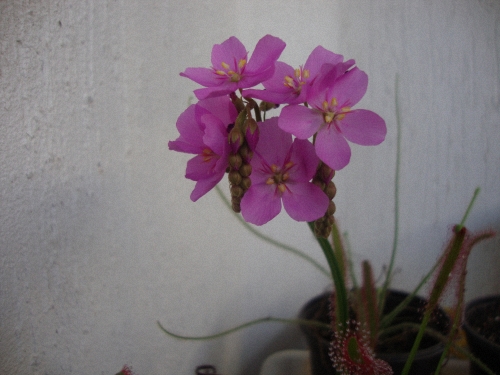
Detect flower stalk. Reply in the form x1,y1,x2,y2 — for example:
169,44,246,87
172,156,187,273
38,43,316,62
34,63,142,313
168,36,496,375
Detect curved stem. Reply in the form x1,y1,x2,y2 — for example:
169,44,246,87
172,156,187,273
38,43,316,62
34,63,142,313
215,185,330,277
158,317,331,341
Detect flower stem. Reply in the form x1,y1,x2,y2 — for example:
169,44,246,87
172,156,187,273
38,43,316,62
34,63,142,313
457,187,480,231
380,74,402,311
158,317,331,341
308,221,349,331
215,185,330,277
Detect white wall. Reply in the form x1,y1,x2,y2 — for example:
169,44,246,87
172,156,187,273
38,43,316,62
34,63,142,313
1,1,499,374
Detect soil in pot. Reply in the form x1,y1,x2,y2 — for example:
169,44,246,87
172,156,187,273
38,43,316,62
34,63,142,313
463,295,500,375
299,290,450,375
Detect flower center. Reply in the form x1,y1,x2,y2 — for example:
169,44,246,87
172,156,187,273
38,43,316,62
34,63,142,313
283,66,310,93
214,59,247,82
265,162,294,193
201,148,215,162
322,97,351,124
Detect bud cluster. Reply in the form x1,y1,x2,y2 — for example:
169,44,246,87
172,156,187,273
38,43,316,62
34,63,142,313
227,103,260,213
312,162,337,238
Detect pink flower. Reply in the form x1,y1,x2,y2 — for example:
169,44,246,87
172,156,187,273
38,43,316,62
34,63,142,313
331,324,393,375
181,35,286,100
244,46,352,105
168,96,238,201
278,63,386,170
240,117,329,225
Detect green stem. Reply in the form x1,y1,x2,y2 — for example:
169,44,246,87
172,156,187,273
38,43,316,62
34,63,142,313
308,221,349,331
401,228,466,375
457,187,480,231
215,185,330,277
158,317,331,341
379,261,438,329
380,74,402,311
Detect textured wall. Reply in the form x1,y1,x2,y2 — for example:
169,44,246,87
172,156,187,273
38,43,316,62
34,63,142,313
1,1,499,374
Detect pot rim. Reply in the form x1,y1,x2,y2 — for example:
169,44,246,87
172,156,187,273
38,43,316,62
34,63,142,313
462,294,500,351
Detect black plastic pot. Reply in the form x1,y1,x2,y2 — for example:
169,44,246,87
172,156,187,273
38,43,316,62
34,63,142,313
299,290,450,375
463,295,500,375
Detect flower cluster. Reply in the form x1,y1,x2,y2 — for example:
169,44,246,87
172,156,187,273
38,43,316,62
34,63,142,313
169,35,386,231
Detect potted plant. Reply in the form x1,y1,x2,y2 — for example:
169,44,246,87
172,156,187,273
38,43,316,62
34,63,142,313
164,35,496,375
463,295,500,375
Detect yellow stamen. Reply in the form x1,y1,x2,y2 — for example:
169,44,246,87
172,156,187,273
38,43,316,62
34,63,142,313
229,73,241,82
324,113,334,123
322,101,329,112
282,172,290,181
284,76,294,85
202,148,213,162
221,62,230,70
215,70,226,76
277,184,286,193
270,164,279,173
284,161,294,169
238,59,246,70
294,68,301,78
331,97,338,107
266,177,275,185
303,69,310,79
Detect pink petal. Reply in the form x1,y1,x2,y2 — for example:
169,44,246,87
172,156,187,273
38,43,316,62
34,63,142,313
254,117,292,167
262,61,295,92
248,153,273,185
282,182,329,222
307,61,356,107
243,88,294,105
200,114,228,156
242,35,286,88
211,36,247,70
279,105,322,139
240,184,282,225
168,105,204,154
246,35,286,74
288,138,320,182
315,126,351,170
304,46,344,77
185,154,218,181
180,67,222,87
339,109,387,146
194,85,238,100
329,67,368,108
190,172,225,202
197,96,238,126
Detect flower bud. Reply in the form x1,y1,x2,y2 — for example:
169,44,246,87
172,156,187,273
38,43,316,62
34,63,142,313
241,176,251,190
228,170,242,185
327,201,336,216
231,197,241,213
238,144,253,162
318,163,334,182
231,185,244,198
228,127,244,153
228,153,243,169
325,181,337,199
243,118,259,151
239,163,252,177
259,101,279,112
